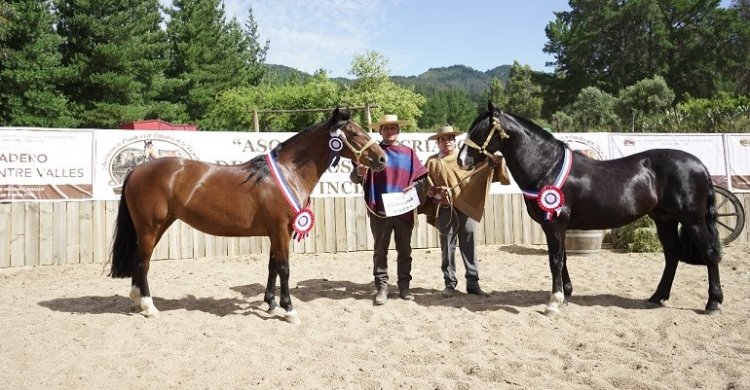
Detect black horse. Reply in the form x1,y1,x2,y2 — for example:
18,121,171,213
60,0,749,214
458,102,722,315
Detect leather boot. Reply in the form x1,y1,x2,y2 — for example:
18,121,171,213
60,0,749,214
374,287,388,305
399,287,415,301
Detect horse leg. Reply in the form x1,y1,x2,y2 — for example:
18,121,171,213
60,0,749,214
130,219,172,318
264,255,279,312
131,232,160,318
562,252,573,301
544,226,566,316
268,229,299,323
648,219,680,308
682,223,723,313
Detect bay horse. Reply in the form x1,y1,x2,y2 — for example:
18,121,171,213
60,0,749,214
110,108,387,322
458,102,722,316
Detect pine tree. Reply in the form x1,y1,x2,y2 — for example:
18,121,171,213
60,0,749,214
165,0,268,124
55,0,182,128
0,0,75,126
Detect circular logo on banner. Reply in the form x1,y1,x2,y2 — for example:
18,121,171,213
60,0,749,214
537,185,565,213
329,137,343,152
292,208,315,236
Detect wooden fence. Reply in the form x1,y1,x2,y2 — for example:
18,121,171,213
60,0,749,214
1,193,748,269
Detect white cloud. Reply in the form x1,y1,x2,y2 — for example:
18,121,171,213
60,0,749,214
250,0,390,77
158,0,395,77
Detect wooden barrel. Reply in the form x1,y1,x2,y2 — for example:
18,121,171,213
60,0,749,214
565,229,604,257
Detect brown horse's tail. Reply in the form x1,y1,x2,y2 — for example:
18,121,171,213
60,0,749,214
679,176,721,265
110,172,137,278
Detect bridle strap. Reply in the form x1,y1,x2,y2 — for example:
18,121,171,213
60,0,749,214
341,135,378,164
463,117,508,158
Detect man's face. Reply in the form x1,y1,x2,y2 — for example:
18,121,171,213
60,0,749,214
380,124,400,144
437,135,456,155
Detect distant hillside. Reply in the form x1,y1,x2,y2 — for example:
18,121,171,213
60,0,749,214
392,65,511,100
264,64,312,83
267,64,512,100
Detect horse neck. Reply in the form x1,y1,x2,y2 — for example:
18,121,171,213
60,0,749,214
501,130,567,190
275,126,332,201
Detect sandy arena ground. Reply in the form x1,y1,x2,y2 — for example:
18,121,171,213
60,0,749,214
1,243,749,389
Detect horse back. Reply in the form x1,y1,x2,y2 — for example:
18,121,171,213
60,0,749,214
125,157,279,236
565,149,710,229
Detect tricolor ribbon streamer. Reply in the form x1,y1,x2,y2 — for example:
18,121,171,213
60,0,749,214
265,152,314,241
522,148,573,221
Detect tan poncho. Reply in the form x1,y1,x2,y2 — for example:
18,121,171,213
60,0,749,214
423,152,507,224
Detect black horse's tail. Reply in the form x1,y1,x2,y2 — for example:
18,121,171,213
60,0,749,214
679,177,721,265
110,172,137,278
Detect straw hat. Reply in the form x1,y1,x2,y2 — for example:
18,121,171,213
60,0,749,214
428,125,464,141
370,114,409,130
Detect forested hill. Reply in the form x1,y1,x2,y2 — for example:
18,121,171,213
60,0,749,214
391,65,511,100
266,64,512,99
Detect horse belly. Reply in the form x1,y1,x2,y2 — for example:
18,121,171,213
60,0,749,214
172,173,267,237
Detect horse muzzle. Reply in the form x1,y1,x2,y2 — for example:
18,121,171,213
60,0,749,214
368,155,387,172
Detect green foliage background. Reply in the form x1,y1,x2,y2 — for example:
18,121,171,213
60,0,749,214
0,0,748,132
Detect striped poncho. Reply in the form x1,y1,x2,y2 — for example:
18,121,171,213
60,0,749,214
361,143,428,223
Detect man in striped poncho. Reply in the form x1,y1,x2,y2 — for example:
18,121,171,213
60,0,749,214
351,114,428,306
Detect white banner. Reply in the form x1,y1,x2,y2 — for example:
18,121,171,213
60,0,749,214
724,134,750,192
0,129,94,200
93,131,435,200
609,133,728,188
2,128,748,201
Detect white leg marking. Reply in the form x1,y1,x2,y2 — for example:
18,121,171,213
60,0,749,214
140,296,160,318
545,292,565,316
284,309,300,324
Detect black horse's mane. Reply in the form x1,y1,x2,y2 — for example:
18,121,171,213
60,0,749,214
243,109,352,185
471,109,559,145
503,111,557,142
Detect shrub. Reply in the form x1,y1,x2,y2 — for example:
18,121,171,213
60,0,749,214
612,217,662,252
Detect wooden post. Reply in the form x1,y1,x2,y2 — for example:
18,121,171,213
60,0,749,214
365,103,372,131
253,110,259,132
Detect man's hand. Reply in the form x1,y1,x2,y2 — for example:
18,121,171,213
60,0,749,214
356,165,369,177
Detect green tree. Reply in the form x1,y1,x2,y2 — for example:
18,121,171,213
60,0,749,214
726,0,750,94
569,86,617,132
550,111,574,132
165,0,267,123
615,75,675,131
0,0,75,126
544,0,740,106
345,50,425,130
505,61,543,120
55,0,182,128
204,71,341,131
418,89,477,131
486,77,508,109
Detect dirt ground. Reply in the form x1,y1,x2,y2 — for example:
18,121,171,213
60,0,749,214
1,243,749,390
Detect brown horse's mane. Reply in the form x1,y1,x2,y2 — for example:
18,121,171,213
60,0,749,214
242,113,345,185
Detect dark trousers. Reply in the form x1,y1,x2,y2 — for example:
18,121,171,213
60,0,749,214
438,208,479,289
370,215,414,289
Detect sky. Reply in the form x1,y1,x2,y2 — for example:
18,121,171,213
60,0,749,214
160,0,571,78
160,0,734,79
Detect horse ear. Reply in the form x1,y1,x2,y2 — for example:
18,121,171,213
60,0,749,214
487,101,495,113
330,107,351,127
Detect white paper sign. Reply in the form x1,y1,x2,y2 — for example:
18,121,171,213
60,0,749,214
381,187,421,216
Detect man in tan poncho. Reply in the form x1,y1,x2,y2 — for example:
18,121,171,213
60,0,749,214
423,125,509,298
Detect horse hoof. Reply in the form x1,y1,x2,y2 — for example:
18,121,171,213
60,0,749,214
141,310,160,319
645,300,664,309
543,307,559,317
284,310,300,324
704,303,721,315
267,306,285,316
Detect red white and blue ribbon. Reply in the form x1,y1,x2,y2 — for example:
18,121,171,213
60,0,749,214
265,152,314,241
522,148,573,221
